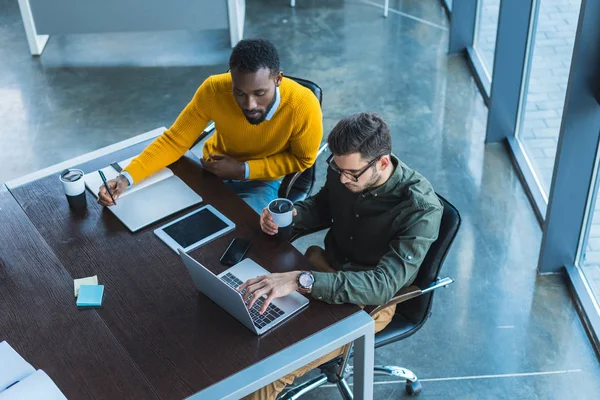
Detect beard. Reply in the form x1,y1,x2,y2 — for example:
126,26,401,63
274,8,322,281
344,168,381,193
244,92,278,125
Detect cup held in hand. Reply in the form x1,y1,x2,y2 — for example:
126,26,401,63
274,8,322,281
268,198,294,228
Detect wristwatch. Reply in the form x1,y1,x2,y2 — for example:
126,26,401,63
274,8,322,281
297,271,315,294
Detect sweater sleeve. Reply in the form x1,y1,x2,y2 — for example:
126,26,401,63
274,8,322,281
123,78,215,183
246,92,322,180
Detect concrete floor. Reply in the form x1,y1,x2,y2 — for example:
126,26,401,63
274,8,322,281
2,0,600,398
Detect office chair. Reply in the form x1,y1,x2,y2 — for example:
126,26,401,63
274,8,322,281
190,75,324,204
278,143,328,203
276,76,323,203
279,194,461,398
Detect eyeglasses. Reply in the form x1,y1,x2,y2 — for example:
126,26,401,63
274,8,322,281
327,154,382,182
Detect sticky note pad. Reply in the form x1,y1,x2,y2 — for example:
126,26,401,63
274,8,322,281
74,275,98,297
76,285,104,307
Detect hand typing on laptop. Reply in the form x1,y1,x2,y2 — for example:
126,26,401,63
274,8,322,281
237,272,304,314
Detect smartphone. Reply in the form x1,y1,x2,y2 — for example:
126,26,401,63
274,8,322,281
220,238,252,266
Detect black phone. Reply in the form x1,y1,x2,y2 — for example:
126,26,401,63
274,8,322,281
220,238,252,266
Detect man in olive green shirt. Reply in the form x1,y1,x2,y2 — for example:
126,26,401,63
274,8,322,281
239,112,442,400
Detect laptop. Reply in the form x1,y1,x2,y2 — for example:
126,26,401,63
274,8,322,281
85,157,203,232
110,177,202,232
178,250,309,335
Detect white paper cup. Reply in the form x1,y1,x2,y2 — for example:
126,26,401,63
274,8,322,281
268,198,294,228
59,168,86,210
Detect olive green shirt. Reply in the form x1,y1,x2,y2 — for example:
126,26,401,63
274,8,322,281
293,155,443,306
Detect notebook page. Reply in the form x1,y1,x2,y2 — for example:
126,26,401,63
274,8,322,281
0,341,35,392
84,156,173,199
0,370,66,400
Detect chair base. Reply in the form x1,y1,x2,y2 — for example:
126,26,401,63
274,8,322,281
373,365,422,396
373,365,417,382
278,374,328,400
277,364,421,399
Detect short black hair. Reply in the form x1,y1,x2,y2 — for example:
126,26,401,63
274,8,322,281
327,113,392,160
229,39,280,76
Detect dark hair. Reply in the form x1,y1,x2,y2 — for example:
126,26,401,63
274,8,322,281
327,113,392,160
229,39,280,76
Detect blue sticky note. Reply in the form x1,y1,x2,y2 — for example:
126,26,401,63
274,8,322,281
76,285,104,307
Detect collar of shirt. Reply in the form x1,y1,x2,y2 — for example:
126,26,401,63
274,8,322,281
363,155,404,198
264,86,281,121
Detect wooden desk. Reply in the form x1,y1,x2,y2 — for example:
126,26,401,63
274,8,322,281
2,128,374,399
0,186,158,399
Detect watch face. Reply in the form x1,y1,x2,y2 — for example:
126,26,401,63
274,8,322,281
299,273,314,288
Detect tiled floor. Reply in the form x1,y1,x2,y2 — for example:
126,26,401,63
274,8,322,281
2,0,600,398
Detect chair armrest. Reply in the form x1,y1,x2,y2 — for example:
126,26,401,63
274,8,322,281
279,143,329,200
289,223,332,242
190,121,216,149
281,171,303,199
366,277,454,316
332,277,453,379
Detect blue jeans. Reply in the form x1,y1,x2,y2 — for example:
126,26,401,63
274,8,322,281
225,180,281,215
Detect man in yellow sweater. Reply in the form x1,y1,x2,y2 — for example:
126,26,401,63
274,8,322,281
97,39,323,213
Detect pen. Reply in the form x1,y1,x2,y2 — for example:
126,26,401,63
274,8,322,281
98,170,116,205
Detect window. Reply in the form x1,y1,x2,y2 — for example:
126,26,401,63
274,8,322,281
515,0,582,196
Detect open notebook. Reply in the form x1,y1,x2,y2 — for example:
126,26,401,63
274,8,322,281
85,157,203,232
0,341,66,400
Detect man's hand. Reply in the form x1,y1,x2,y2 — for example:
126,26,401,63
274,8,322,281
202,154,245,180
237,272,300,314
97,175,129,206
260,207,297,235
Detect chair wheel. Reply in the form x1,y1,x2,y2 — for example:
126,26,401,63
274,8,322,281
405,379,422,396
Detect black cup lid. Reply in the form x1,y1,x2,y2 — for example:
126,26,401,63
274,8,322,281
269,199,293,213
60,169,83,182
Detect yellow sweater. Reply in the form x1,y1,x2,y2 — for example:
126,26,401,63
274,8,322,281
124,73,323,183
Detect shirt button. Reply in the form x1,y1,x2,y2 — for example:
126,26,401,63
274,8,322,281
318,296,323,300
350,236,353,240
355,214,359,218
374,194,378,197
407,255,412,260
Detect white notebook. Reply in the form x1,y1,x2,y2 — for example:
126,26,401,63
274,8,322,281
0,341,35,392
84,156,203,232
84,156,171,199
0,370,66,400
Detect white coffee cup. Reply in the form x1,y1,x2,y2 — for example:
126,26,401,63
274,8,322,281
59,168,86,210
268,198,294,228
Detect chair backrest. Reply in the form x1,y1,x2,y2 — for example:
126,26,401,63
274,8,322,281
395,194,461,324
286,75,323,105
278,76,323,202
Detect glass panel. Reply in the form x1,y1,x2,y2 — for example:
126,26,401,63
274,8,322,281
473,0,500,79
516,0,582,196
580,160,600,303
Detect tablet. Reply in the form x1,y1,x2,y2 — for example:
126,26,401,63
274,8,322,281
154,205,235,253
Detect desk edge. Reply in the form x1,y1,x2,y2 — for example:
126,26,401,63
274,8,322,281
6,127,166,189
188,310,374,400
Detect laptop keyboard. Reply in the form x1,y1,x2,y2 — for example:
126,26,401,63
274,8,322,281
221,272,285,329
